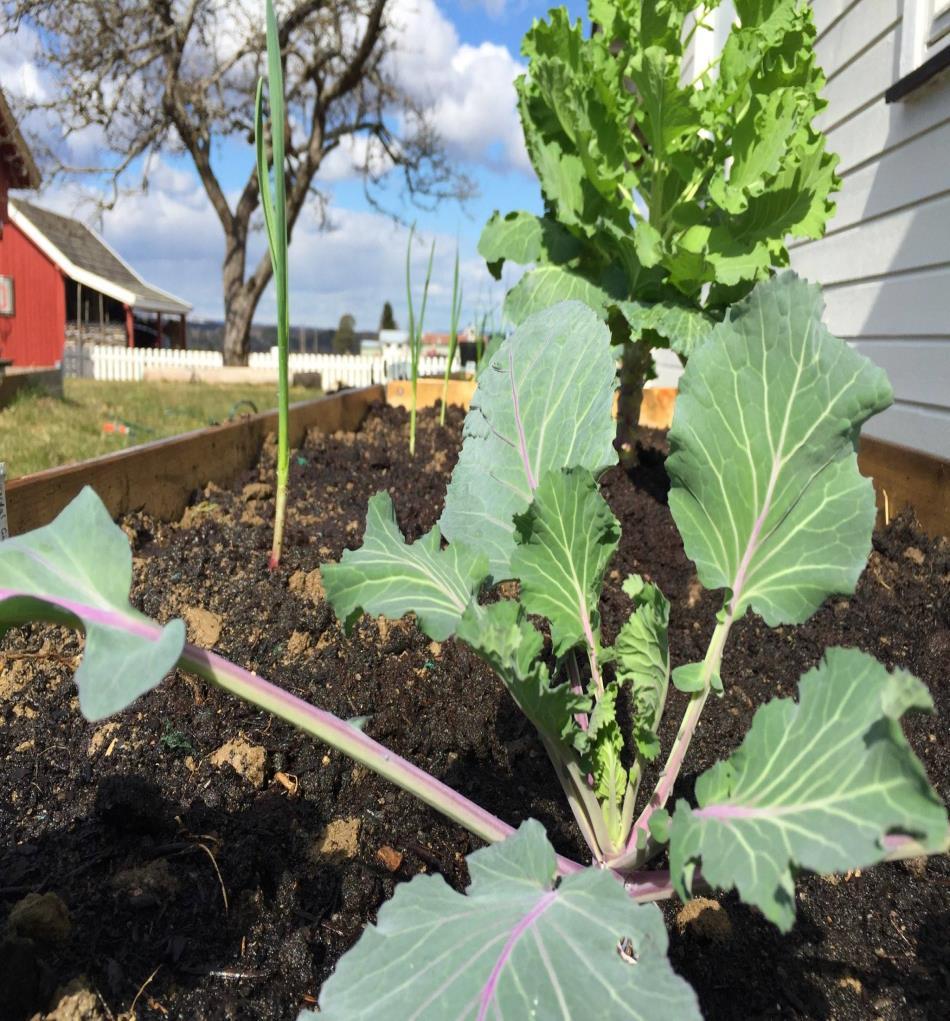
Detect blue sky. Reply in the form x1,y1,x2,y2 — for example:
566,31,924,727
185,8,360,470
3,1,590,334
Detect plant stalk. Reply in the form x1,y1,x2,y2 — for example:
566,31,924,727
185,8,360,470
610,617,732,871
405,228,435,456
440,245,462,426
181,642,530,853
256,0,291,569
3,597,686,905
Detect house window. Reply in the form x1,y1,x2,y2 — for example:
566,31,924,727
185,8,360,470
897,0,950,78
928,1,950,50
0,276,13,317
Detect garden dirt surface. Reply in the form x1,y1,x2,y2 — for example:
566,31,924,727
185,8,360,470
1,403,947,1021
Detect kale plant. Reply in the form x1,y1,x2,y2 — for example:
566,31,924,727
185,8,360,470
481,0,839,436
1,274,946,1019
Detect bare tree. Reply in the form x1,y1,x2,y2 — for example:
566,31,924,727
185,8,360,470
4,0,471,363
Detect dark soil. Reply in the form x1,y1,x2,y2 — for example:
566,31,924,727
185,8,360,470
1,402,947,1021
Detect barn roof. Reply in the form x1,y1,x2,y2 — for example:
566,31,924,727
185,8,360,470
8,198,191,316
0,89,41,190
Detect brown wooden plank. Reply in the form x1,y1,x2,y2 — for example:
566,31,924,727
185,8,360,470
10,382,944,543
386,378,475,410
858,436,949,538
6,386,383,535
389,379,679,429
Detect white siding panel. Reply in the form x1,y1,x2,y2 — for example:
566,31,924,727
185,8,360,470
817,0,900,78
818,28,901,132
814,0,861,37
790,192,950,283
864,402,950,458
814,120,950,233
826,79,950,174
821,267,950,337
850,339,950,407
653,349,684,389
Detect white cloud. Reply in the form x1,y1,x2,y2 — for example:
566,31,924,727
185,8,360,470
312,0,529,183
257,205,510,333
471,0,509,17
387,0,529,174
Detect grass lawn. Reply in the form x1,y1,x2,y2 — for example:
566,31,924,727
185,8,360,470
0,378,315,478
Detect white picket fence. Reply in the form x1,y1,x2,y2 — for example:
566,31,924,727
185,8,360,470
63,345,222,382
248,350,385,389
63,344,461,388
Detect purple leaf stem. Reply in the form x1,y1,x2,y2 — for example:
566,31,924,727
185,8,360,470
477,890,558,1020
508,346,537,491
2,592,687,902
618,616,733,865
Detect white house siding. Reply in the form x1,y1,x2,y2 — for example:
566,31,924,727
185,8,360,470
787,0,950,458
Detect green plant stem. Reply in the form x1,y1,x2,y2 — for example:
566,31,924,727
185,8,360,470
609,617,733,872
405,229,436,457
406,226,417,456
257,0,290,569
440,245,462,426
541,735,607,863
270,478,288,569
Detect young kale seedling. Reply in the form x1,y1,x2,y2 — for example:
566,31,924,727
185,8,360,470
255,0,291,568
405,223,435,455
1,274,946,1019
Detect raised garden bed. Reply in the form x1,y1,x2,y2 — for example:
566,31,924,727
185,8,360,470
1,386,947,1020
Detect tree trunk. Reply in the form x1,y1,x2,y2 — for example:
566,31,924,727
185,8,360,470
223,291,254,366
222,230,253,366
616,339,655,455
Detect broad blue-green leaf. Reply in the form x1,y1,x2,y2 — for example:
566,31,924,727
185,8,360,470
456,600,586,749
613,575,671,760
0,487,184,721
312,820,701,1021
440,301,617,580
669,648,950,931
502,263,619,326
323,492,488,641
618,300,715,360
511,467,619,657
667,273,892,627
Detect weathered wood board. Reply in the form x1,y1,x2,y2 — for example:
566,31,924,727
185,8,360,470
5,386,383,535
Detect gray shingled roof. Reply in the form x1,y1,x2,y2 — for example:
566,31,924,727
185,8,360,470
10,197,191,315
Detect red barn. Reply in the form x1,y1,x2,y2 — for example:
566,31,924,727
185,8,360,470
0,89,191,367
0,88,52,367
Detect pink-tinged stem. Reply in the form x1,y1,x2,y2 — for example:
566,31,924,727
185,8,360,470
269,478,288,570
508,347,537,491
882,832,949,860
180,642,533,852
477,890,557,1021
579,593,604,700
1,594,688,902
613,456,784,868
613,616,733,869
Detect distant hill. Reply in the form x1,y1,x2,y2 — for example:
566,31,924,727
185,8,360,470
187,320,375,354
